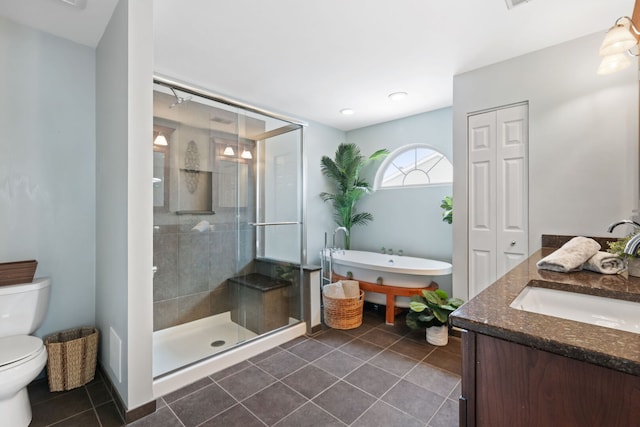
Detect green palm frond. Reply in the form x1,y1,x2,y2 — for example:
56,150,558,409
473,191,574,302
319,142,389,249
351,212,373,226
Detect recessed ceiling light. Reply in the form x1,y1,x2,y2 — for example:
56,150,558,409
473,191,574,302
58,0,88,9
388,92,408,101
340,108,355,115
505,0,531,9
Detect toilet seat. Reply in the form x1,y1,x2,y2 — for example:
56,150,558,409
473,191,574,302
0,336,44,371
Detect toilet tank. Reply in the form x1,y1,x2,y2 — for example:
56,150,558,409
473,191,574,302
0,277,51,337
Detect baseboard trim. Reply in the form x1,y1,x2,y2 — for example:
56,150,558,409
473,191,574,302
99,364,156,424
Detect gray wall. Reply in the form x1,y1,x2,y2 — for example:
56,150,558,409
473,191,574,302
0,17,96,338
452,31,639,300
343,108,453,294
96,0,154,409
303,121,346,265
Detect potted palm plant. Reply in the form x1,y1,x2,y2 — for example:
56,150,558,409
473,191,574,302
406,289,464,346
320,143,388,249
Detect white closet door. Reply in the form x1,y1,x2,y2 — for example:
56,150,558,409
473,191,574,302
496,105,528,278
468,104,528,298
468,111,497,298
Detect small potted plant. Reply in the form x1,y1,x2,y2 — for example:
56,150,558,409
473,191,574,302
607,233,640,277
406,289,463,346
440,196,452,225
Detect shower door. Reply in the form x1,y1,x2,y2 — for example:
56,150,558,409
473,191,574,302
152,80,304,378
233,111,304,339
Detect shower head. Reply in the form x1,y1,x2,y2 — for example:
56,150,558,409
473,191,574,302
169,87,192,108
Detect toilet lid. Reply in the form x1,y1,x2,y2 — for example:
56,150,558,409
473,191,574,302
0,335,43,367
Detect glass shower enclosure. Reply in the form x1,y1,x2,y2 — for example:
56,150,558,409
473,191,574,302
151,78,304,378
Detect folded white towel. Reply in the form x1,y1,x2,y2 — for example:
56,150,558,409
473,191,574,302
192,220,210,232
339,280,360,298
323,282,345,299
583,251,625,275
537,236,601,273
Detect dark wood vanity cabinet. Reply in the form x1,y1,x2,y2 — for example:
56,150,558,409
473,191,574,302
460,331,640,427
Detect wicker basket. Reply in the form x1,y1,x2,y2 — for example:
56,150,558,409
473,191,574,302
323,290,364,330
45,327,99,392
0,260,37,286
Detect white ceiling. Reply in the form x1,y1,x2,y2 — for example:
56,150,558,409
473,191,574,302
0,0,634,130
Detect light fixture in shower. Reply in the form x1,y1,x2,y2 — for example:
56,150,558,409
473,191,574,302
223,145,235,156
241,147,253,159
154,133,168,146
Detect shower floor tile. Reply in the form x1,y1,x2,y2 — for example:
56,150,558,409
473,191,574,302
152,311,257,376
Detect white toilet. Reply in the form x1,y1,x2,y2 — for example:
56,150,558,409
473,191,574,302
0,277,51,427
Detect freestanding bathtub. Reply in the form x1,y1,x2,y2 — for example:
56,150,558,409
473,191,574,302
324,249,452,309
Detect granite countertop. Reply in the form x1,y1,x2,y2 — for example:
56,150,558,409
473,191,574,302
450,247,640,376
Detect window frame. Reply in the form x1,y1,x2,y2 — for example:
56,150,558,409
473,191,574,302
374,143,453,190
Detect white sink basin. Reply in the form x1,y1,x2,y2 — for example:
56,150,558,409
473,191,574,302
510,286,640,334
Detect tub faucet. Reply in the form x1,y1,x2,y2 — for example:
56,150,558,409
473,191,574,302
332,227,349,249
607,219,640,233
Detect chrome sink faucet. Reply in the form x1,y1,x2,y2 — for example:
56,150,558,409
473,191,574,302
625,233,640,256
607,219,640,233
607,219,640,256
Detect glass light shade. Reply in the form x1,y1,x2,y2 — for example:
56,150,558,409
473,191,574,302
597,53,631,75
241,149,253,159
599,23,637,56
154,134,168,146
223,146,235,156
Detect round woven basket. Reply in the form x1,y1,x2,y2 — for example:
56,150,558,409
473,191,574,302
323,290,364,330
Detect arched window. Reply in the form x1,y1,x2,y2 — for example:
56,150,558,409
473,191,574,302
375,143,453,189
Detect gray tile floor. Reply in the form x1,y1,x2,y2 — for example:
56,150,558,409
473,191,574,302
131,307,461,427
29,306,461,426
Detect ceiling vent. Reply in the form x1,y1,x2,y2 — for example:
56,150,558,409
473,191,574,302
505,0,531,10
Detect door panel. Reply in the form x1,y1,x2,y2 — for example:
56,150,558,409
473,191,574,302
468,104,528,298
468,112,497,297
496,105,528,278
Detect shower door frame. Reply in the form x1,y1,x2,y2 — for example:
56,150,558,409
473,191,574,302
152,73,308,350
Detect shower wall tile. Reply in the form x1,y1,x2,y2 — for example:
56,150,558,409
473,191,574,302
178,233,210,296
210,283,230,315
209,230,237,290
210,229,235,258
210,264,234,291
177,292,212,324
153,224,179,234
237,228,256,269
153,233,179,302
154,299,180,331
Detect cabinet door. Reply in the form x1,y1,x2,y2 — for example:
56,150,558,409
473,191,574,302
472,333,640,426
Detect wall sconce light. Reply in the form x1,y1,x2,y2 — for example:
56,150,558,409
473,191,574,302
241,147,253,159
223,145,235,156
598,16,639,75
154,133,168,146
